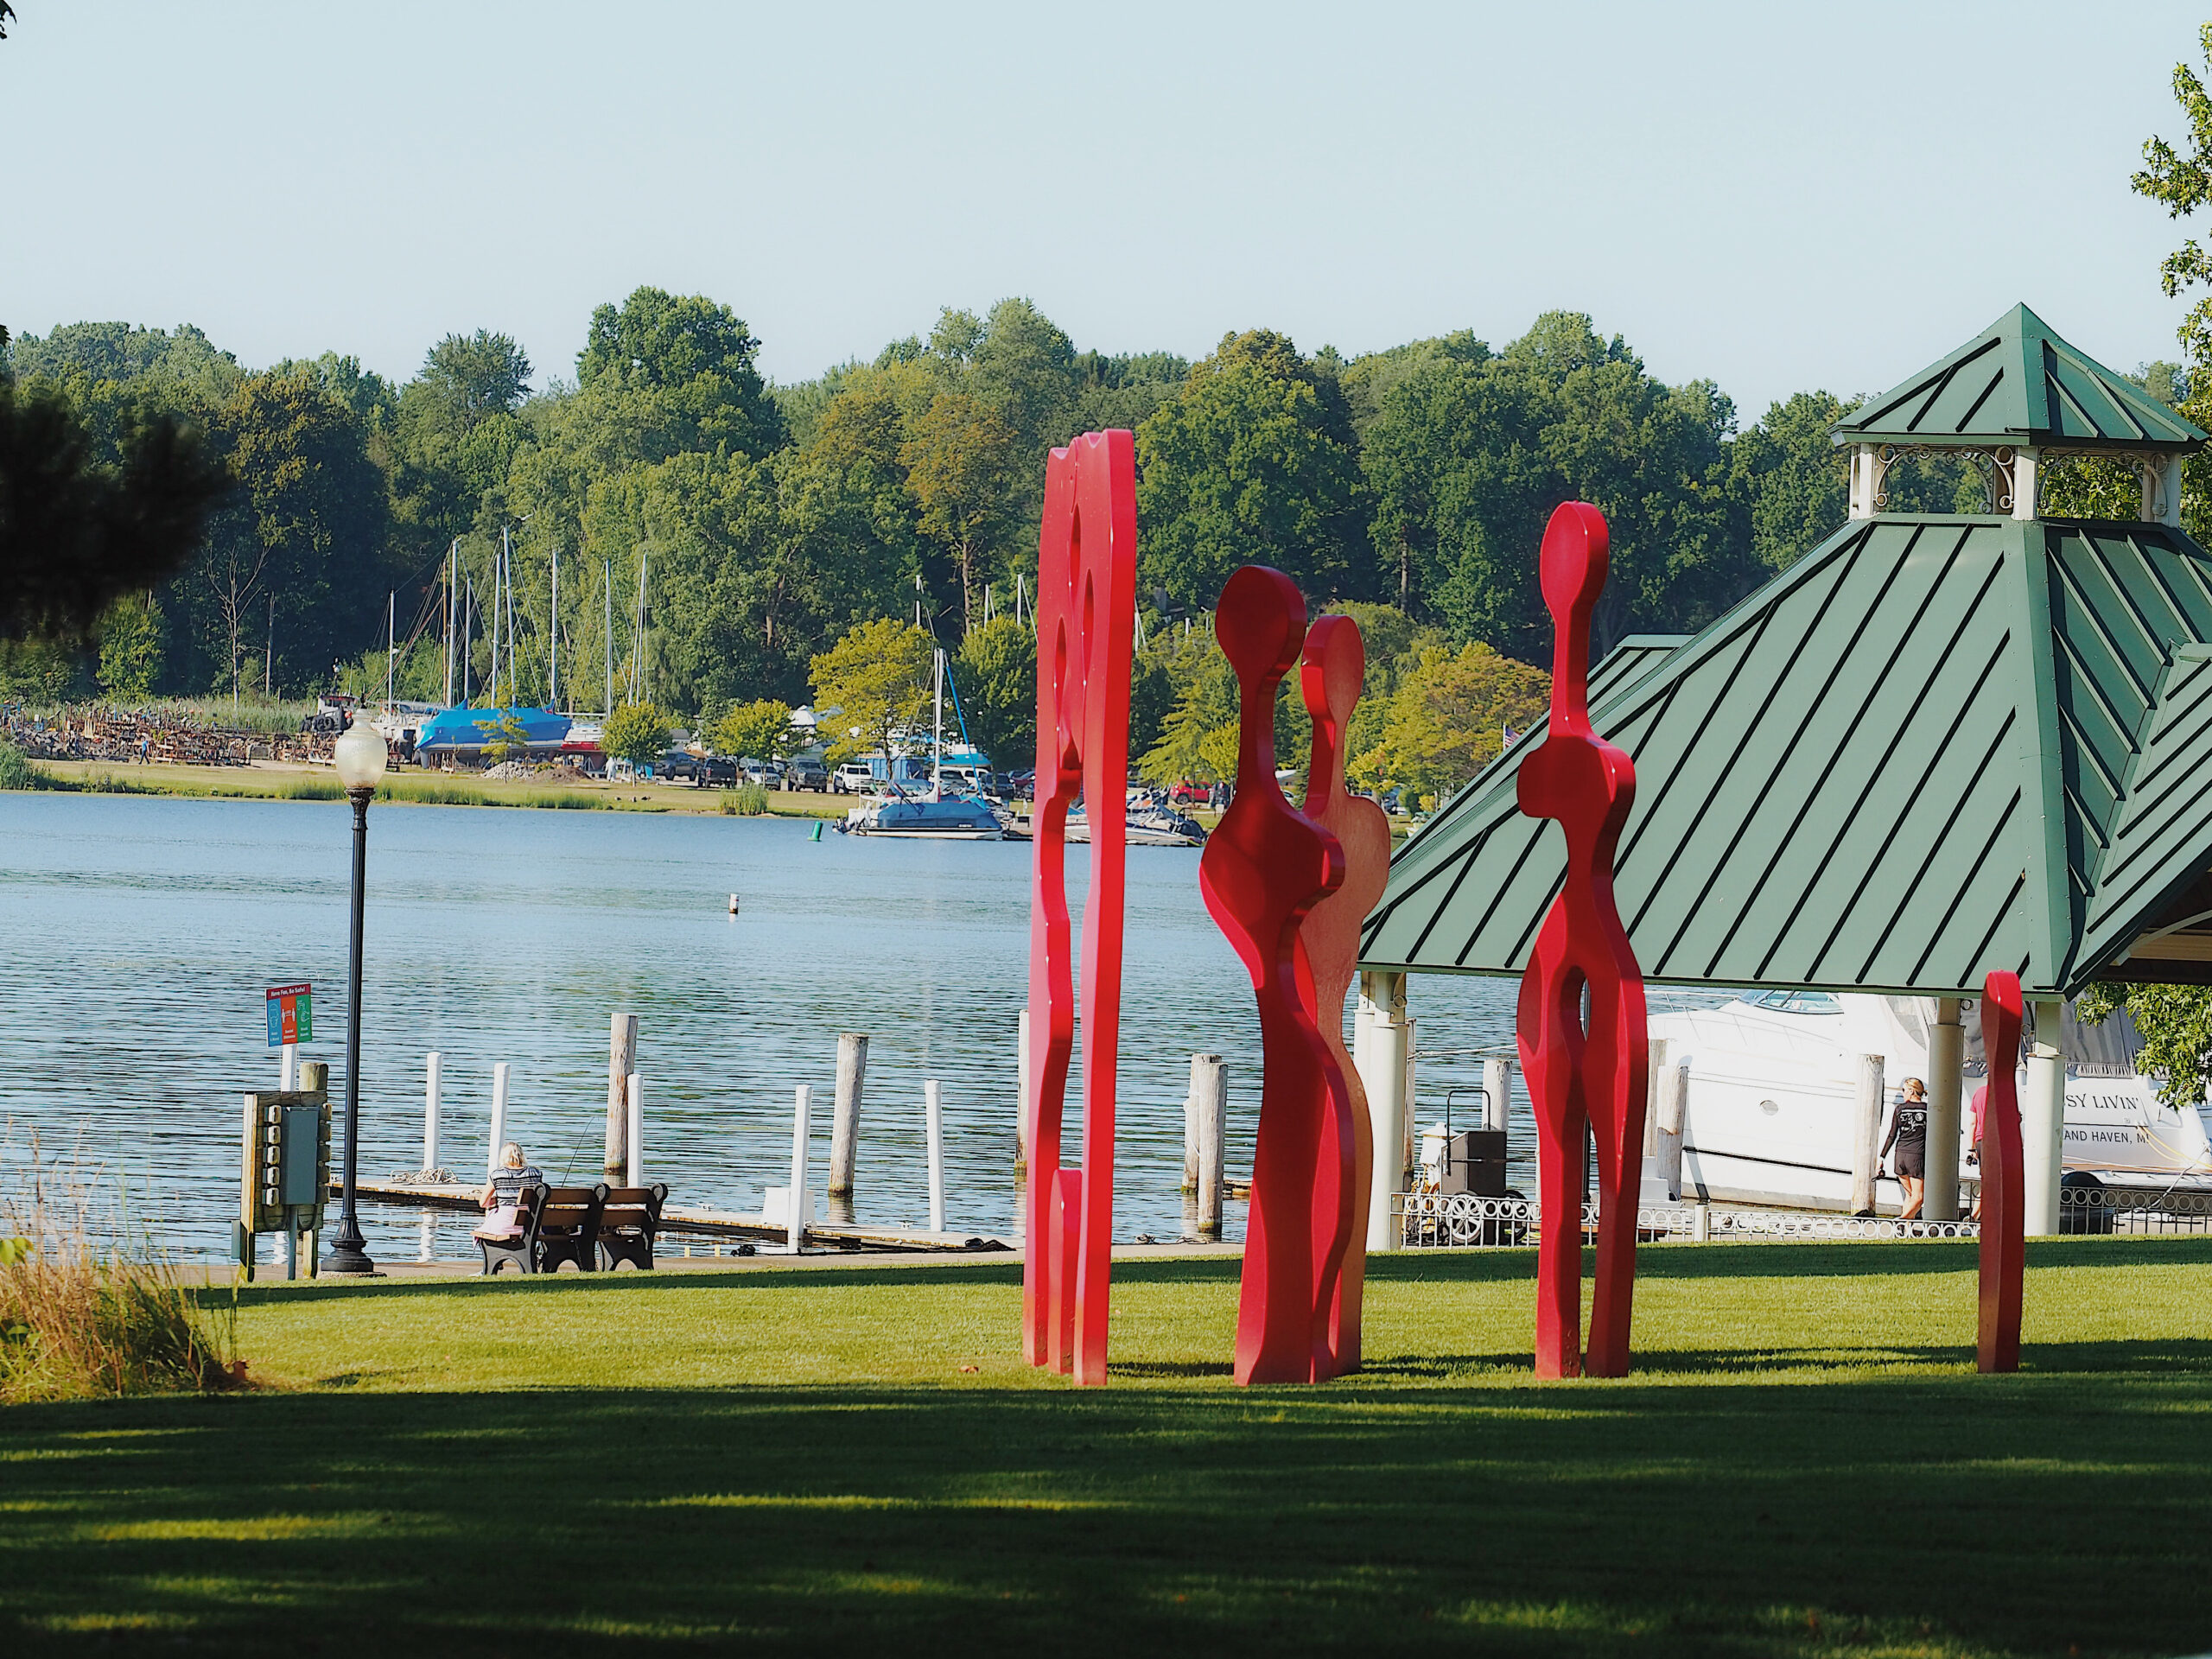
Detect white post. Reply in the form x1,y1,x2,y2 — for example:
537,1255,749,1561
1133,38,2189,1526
925,1080,945,1233
423,1051,442,1173
626,1072,644,1188
1851,1053,1886,1214
1925,998,1964,1222
1481,1056,1511,1134
785,1084,812,1255
1656,1058,1689,1201
280,1042,296,1092
1357,970,1410,1250
487,1061,510,1173
2012,448,2040,521
2024,999,2066,1236
1015,1009,1031,1166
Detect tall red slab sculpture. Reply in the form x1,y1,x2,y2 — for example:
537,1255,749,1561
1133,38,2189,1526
1974,972,2025,1374
1023,429,1138,1388
1200,565,1351,1384
1295,617,1393,1375
1515,501,1649,1380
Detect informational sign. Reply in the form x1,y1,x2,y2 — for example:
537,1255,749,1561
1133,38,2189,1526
265,983,313,1047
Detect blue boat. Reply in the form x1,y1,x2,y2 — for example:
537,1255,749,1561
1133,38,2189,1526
835,649,1005,840
411,706,573,758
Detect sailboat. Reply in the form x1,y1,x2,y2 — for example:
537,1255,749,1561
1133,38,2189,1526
837,649,1004,841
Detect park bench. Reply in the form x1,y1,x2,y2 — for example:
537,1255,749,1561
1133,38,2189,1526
595,1184,670,1269
476,1183,608,1275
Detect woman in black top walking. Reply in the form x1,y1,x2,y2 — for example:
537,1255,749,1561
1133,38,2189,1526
1880,1077,1929,1220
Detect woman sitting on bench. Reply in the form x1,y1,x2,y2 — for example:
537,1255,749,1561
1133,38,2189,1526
474,1142,545,1239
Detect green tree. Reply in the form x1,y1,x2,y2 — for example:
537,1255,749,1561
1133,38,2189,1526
1727,391,1852,572
601,702,672,770
1351,642,1551,810
952,614,1035,765
0,365,231,647
1135,330,1364,608
810,617,932,765
709,697,794,761
2080,983,2212,1109
577,287,785,461
478,710,532,763
189,368,392,696
96,592,165,698
900,390,1018,635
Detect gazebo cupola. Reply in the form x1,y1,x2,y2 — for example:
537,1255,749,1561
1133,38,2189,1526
1834,302,2200,526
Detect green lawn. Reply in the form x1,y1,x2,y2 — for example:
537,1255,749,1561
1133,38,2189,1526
3,1239,2209,1657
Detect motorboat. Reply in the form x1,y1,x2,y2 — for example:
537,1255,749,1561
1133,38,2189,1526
836,650,1003,841
839,791,1004,840
1065,800,1207,849
1647,991,2212,1211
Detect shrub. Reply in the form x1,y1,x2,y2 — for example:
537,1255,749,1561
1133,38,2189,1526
278,777,344,801
0,1156,242,1404
0,739,40,791
732,781,772,816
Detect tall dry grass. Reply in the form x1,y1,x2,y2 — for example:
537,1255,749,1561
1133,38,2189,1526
0,1146,243,1404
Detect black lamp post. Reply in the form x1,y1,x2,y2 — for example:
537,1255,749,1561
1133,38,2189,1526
326,719,388,1274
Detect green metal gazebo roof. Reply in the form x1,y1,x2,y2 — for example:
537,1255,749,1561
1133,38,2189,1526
1361,515,2212,997
1834,302,2205,452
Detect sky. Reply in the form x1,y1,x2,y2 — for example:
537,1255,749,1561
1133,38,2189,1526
6,1,2212,417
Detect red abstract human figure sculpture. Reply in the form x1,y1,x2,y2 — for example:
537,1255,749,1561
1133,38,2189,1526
1200,566,1351,1385
1974,972,2025,1374
1023,429,1138,1388
1294,617,1393,1375
1515,501,1649,1380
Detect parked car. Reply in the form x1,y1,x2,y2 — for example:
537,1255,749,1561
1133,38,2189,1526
738,757,784,786
1167,780,1210,806
782,757,830,791
1002,768,1036,801
832,762,879,794
698,756,738,787
1378,787,1407,816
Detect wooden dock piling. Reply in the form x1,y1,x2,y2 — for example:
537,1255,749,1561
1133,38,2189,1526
606,1011,638,1183
1188,1054,1226,1236
829,1033,868,1196
1851,1052,1886,1214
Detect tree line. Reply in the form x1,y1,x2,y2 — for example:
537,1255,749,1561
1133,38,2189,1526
16,288,2163,795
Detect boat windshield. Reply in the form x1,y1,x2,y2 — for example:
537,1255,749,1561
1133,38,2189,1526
1750,989,1842,1015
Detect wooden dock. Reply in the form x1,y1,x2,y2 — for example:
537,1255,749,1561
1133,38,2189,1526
336,1179,1014,1255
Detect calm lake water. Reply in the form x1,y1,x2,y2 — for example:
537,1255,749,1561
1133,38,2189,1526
0,791,1527,1262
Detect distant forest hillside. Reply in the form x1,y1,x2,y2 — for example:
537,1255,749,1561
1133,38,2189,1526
5,292,2179,716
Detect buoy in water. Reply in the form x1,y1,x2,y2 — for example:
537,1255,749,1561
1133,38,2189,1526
810,820,823,842
728,893,740,914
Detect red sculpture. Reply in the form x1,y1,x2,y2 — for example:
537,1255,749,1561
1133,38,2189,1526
1295,617,1394,1375
1200,566,1351,1384
1515,501,1649,1380
1974,972,2025,1374
1023,429,1138,1388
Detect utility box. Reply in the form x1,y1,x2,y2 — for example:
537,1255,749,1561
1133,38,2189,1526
1437,1128,1508,1198
237,1086,331,1281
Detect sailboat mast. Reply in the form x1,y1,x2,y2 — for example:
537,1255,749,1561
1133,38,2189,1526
932,648,944,801
603,559,613,717
549,543,558,713
385,591,395,711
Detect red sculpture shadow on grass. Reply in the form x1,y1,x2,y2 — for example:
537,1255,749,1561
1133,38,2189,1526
1974,972,2025,1374
1023,429,1137,1387
1514,501,1650,1379
1199,566,1352,1384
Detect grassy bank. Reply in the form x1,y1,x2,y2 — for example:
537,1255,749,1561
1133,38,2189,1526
7,754,855,817
3,1238,2207,1655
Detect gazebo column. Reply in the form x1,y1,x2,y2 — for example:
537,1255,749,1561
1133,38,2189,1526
2024,998,2066,1235
1924,997,1964,1222
1356,969,1410,1250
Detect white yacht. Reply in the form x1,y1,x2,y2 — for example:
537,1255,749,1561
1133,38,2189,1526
1647,991,2212,1211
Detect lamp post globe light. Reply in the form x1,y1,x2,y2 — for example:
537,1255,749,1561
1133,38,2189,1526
327,720,388,1275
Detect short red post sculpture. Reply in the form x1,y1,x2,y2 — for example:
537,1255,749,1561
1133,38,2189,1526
1199,566,1351,1384
1023,429,1138,1388
1515,501,1649,1380
1974,971,2026,1374
1295,617,1393,1375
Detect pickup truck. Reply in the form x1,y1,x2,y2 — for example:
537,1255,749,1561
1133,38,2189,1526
832,762,879,794
782,758,830,791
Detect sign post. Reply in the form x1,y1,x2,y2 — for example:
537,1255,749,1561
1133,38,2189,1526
266,982,312,1090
